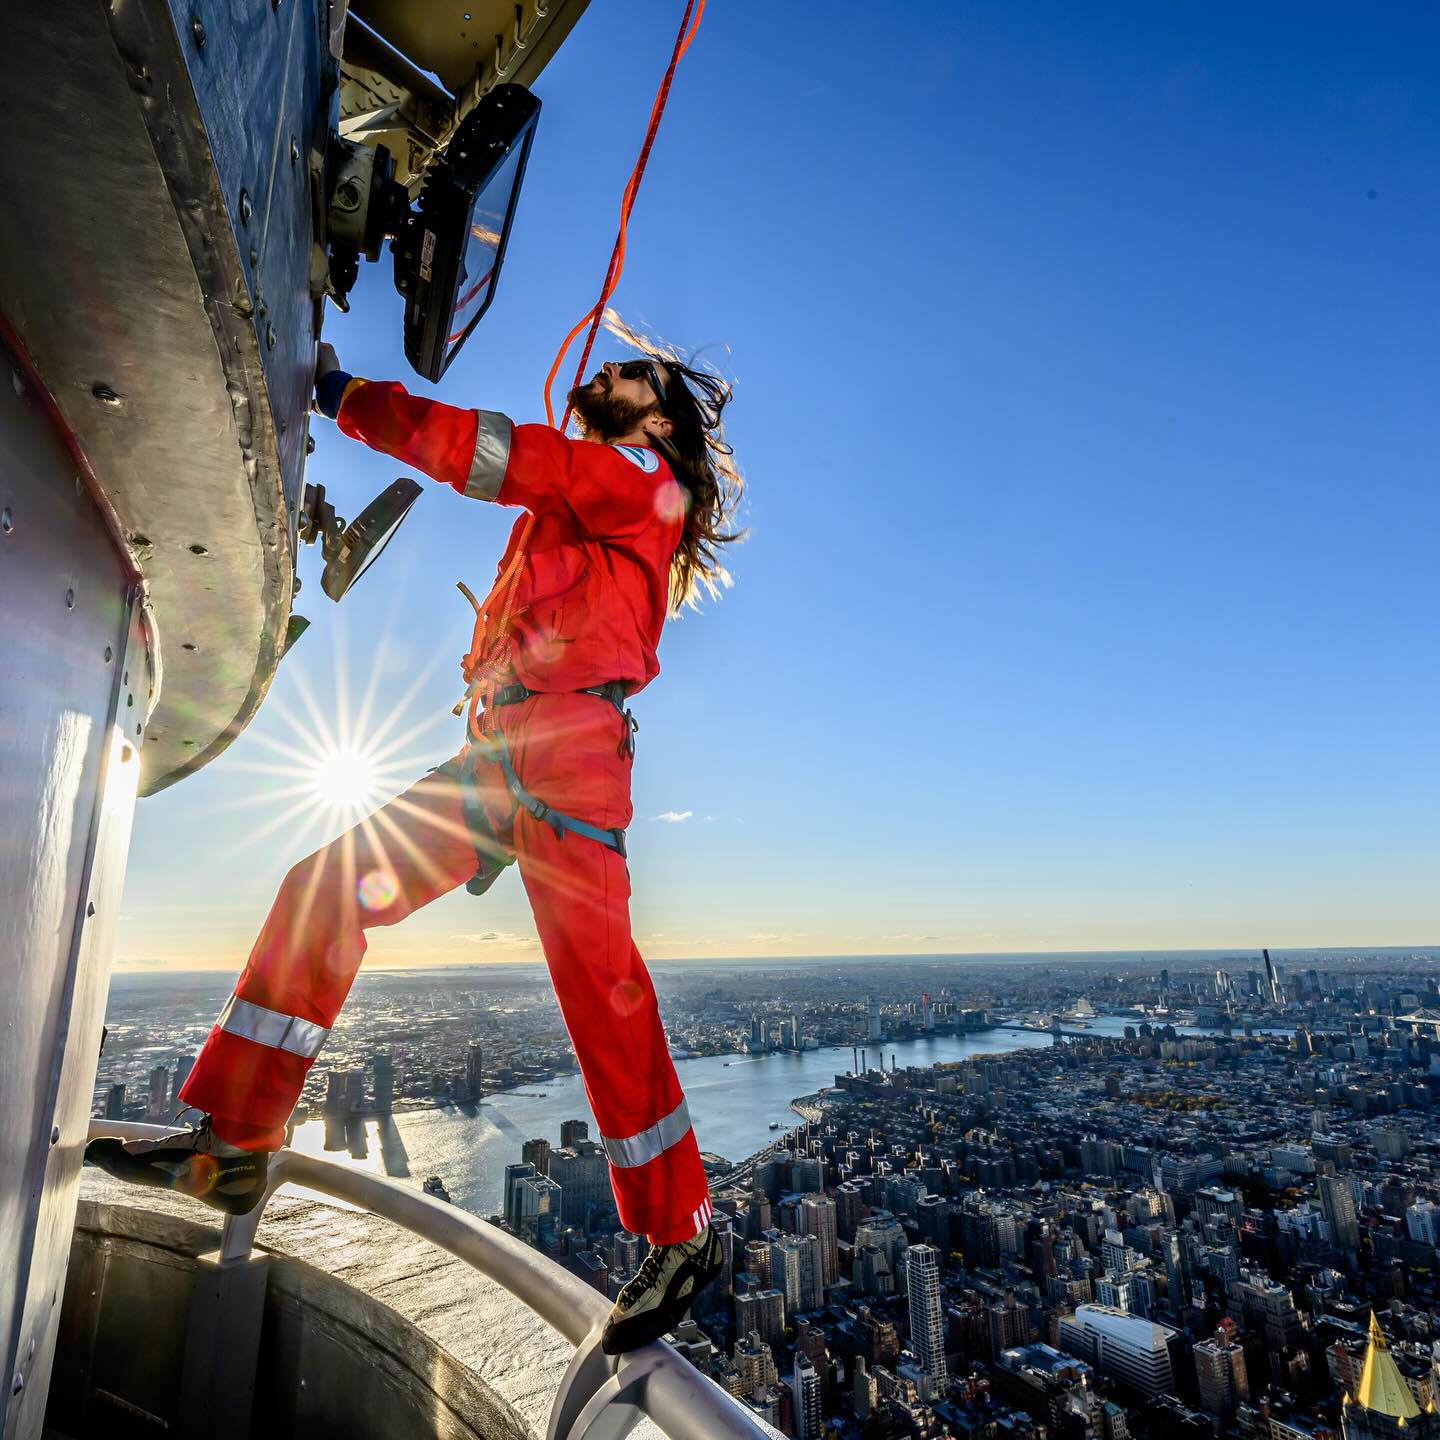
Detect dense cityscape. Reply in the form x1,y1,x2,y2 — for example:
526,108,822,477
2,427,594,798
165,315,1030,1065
97,950,1440,1440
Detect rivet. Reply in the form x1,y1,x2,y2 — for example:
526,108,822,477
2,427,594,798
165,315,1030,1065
183,738,197,747
1,507,12,533
86,902,95,918
239,188,253,224
123,670,129,684
249,246,259,267
191,14,205,46
50,1126,60,1146
92,384,123,407
121,744,134,763
11,1372,22,1395
265,323,276,351
66,588,75,608
189,543,209,556
182,642,197,651
127,693,134,708
103,645,113,662
290,136,300,166
306,434,316,455
11,369,23,396
136,724,143,737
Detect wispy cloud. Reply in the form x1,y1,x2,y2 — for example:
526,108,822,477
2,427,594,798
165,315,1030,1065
451,931,538,947
885,932,941,943
654,810,694,823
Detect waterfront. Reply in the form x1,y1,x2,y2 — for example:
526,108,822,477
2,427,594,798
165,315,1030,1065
289,1015,1248,1214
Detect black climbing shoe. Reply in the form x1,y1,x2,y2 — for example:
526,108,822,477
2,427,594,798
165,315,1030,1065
601,1223,724,1355
84,1115,271,1217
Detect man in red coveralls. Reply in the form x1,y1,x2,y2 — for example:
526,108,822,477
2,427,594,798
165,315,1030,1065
89,341,742,1354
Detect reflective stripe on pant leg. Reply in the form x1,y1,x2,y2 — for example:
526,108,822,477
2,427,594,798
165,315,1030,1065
216,994,329,1060
599,1097,692,1169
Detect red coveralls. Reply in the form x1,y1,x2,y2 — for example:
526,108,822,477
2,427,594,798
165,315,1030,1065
180,380,713,1244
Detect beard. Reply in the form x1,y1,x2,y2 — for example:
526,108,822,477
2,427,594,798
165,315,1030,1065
567,376,658,441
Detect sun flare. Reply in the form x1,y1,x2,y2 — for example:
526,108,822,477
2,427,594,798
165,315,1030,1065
312,747,380,810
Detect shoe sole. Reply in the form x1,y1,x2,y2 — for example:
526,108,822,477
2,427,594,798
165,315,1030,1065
601,1250,725,1355
84,1138,270,1217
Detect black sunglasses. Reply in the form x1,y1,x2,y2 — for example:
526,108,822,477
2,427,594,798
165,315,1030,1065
616,358,670,406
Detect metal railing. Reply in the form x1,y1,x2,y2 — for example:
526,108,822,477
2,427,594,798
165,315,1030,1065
86,1121,773,1440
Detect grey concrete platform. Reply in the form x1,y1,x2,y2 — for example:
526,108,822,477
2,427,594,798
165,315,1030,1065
70,1171,667,1439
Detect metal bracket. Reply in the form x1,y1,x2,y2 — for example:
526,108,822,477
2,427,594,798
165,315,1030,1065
218,1150,291,1264
547,1323,618,1440
177,1247,270,1440
559,1347,668,1440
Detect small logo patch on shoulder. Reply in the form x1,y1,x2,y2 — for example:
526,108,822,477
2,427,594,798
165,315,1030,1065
614,444,660,473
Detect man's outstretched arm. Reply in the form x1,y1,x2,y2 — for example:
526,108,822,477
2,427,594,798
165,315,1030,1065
313,341,512,501
312,344,672,539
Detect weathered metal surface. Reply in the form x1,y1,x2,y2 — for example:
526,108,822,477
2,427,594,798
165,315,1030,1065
352,0,591,97
0,363,151,1440
0,0,330,793
49,1202,533,1440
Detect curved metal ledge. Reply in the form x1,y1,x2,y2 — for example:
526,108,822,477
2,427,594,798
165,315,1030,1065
87,1121,772,1440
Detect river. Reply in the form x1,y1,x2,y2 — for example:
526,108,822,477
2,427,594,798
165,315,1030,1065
290,1015,1265,1215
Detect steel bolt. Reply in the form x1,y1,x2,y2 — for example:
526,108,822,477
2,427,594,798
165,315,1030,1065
266,323,276,351
92,384,123,407
66,588,75,608
239,188,253,225
1,507,12,533
290,136,300,166
87,902,95,917
50,1126,60,1146
191,15,205,47
11,1372,22,1396
103,645,113,662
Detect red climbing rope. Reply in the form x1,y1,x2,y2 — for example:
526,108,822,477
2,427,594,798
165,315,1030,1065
542,0,706,430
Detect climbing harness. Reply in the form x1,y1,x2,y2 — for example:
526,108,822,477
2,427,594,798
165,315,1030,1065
473,723,628,858
448,682,637,895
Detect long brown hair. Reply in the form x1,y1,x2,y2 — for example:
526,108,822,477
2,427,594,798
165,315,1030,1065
600,314,745,614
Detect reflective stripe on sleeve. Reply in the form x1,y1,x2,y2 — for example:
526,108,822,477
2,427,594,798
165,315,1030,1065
463,410,514,500
216,994,329,1061
599,1097,693,1169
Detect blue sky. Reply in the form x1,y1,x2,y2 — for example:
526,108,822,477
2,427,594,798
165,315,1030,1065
117,0,1439,970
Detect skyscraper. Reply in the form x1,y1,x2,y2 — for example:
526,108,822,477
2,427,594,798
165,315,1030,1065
790,1355,822,1440
371,1051,394,1112
905,1243,947,1385
1195,1329,1249,1420
463,1040,483,1101
866,995,883,1043
1263,948,1283,1005
735,1287,785,1347
103,1083,125,1120
549,1141,608,1227
559,1118,589,1149
171,1053,195,1106
521,1137,550,1176
146,1065,169,1120
800,1193,839,1289
1319,1174,1361,1252
769,1236,804,1313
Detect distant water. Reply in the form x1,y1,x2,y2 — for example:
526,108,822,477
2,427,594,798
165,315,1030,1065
289,1016,1238,1215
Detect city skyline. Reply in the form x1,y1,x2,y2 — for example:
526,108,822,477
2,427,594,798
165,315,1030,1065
86,949,1440,1438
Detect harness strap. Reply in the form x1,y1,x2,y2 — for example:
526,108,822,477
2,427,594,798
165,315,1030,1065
476,728,628,859
489,680,638,759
